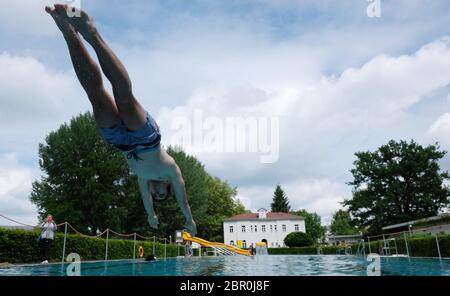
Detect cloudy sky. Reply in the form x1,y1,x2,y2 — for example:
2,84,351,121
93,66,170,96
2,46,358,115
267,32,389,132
1,0,450,226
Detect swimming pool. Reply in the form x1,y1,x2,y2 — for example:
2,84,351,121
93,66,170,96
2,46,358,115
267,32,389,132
0,255,449,276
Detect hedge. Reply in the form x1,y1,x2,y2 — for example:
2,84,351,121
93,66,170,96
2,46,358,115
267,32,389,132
268,233,450,258
0,228,184,264
362,234,450,258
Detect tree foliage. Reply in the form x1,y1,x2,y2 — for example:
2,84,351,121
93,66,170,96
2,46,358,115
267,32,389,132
270,184,291,213
292,209,325,243
284,232,314,247
343,140,450,234
330,210,358,235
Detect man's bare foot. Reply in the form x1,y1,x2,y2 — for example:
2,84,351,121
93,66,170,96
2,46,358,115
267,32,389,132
45,5,77,37
53,4,98,39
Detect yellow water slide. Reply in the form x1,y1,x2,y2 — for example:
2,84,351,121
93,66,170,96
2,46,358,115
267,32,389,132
182,231,251,256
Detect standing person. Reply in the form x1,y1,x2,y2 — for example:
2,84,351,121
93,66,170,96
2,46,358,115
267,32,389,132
39,215,57,264
249,243,255,255
45,4,197,236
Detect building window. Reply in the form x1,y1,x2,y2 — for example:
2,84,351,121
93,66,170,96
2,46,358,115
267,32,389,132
274,225,277,232
271,242,274,247
241,225,246,232
250,225,253,232
229,226,234,233
242,240,247,248
282,225,286,232
230,240,234,246
254,225,257,232
270,225,273,232
295,224,299,231
262,225,266,232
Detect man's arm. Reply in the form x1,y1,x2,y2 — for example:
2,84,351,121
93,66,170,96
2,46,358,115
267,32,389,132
170,167,197,236
137,177,159,229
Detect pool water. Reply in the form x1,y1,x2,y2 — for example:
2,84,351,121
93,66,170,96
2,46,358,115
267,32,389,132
0,255,449,276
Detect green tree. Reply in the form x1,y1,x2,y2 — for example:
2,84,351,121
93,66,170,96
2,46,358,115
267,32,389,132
343,140,450,234
270,184,291,213
30,113,134,234
284,232,314,247
292,209,325,243
30,113,246,239
330,210,358,235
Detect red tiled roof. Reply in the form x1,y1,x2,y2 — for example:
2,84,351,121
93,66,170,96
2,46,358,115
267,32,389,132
224,212,304,221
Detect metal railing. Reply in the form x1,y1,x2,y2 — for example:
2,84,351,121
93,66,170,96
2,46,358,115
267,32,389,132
0,213,172,263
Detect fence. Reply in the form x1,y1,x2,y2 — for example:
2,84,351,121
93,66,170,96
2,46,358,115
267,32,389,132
0,213,178,263
366,229,446,260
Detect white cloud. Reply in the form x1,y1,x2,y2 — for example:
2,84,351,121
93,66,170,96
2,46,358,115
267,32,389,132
428,113,450,149
0,52,90,155
0,154,38,226
0,53,81,121
154,37,450,225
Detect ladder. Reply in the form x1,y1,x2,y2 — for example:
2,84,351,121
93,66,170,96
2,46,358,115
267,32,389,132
356,239,366,257
381,238,398,256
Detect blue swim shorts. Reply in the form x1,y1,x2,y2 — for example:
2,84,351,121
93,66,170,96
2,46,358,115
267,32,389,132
99,112,161,158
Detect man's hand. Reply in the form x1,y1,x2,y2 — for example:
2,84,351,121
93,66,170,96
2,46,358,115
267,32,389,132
148,215,159,229
184,219,197,237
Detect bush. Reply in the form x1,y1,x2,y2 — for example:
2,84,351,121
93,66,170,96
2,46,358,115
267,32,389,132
284,232,314,247
0,228,183,264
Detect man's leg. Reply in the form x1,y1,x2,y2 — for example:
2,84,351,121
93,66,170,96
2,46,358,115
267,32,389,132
38,239,45,262
43,239,51,261
47,6,120,128
56,5,147,131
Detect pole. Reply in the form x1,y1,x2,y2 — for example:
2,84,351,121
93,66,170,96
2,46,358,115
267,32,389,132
403,232,410,257
164,238,167,260
153,236,156,255
368,237,371,254
105,229,109,261
61,222,68,264
435,234,442,260
393,238,398,255
133,233,137,260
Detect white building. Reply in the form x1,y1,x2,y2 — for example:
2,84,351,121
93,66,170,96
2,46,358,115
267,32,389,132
223,208,305,248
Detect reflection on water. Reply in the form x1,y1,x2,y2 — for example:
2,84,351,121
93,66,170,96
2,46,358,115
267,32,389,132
0,255,449,276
